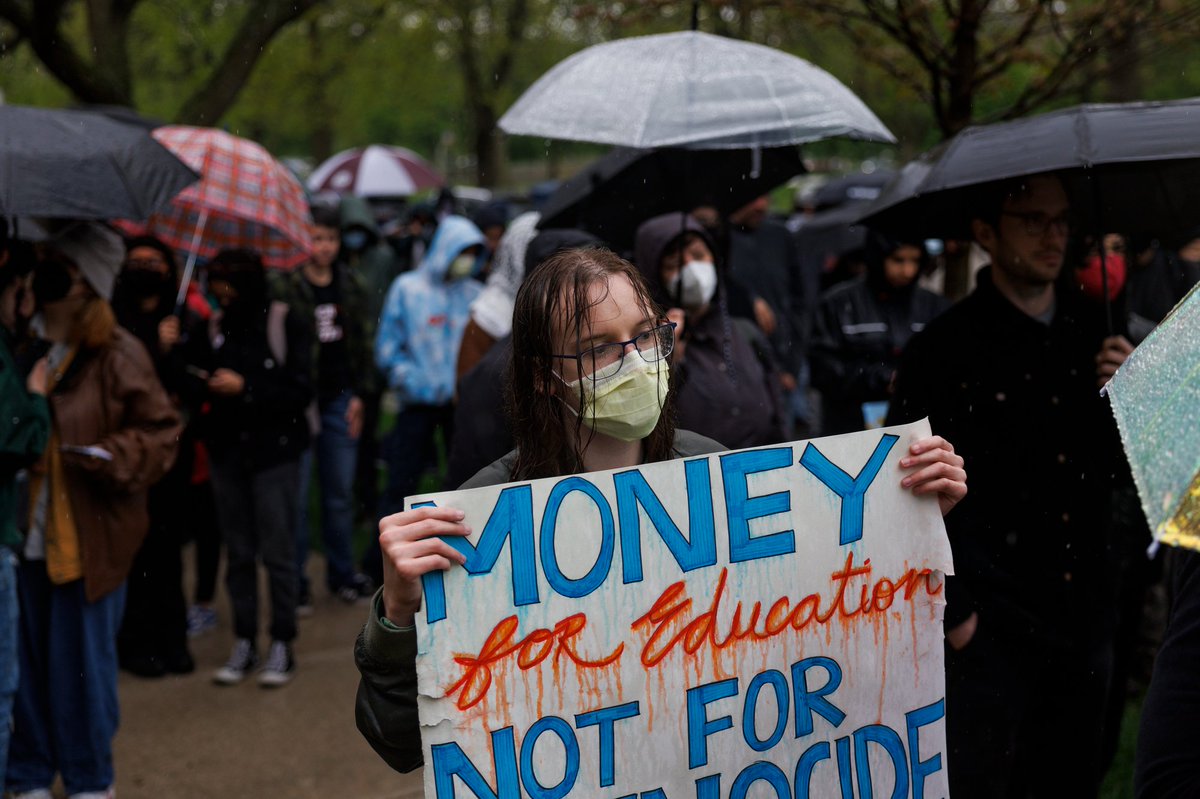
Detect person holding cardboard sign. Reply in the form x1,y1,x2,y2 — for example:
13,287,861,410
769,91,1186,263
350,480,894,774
354,246,968,774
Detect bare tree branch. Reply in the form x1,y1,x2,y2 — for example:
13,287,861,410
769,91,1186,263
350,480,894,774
975,2,1044,76
176,0,326,125
0,0,130,104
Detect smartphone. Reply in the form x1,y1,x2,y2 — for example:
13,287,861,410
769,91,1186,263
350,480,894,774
60,444,114,462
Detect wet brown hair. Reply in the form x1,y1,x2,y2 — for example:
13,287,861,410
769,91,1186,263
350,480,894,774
506,247,677,481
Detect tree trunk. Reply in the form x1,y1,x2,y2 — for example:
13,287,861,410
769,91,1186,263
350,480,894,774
84,0,133,102
306,18,335,163
942,0,983,136
13,0,131,106
176,0,323,126
472,103,502,188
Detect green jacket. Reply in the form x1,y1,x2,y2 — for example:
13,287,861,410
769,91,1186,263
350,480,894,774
353,429,724,773
339,195,404,323
272,265,376,399
0,329,50,549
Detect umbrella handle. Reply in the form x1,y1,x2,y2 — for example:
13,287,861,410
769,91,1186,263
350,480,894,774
175,208,210,314
1088,178,1114,336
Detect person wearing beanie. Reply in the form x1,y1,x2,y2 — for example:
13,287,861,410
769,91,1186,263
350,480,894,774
810,230,950,435
8,221,181,799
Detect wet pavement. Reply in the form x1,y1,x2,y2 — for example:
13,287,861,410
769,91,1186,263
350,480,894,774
112,555,424,798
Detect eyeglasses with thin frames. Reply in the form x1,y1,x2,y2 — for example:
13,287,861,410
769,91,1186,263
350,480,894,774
552,322,677,381
1001,211,1071,238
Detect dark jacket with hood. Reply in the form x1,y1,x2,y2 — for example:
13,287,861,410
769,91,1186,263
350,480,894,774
193,271,314,472
338,195,405,324
887,266,1125,648
1126,234,1200,343
111,239,211,486
111,237,220,406
811,232,950,435
634,213,784,449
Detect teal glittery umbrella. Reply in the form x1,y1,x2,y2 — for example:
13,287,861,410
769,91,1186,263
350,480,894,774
1106,283,1200,550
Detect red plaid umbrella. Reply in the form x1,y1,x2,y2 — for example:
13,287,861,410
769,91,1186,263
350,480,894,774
117,126,313,275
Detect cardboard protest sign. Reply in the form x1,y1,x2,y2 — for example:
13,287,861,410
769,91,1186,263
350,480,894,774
411,420,954,799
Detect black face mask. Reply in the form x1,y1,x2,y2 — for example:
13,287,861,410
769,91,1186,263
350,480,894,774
120,268,170,298
32,258,74,307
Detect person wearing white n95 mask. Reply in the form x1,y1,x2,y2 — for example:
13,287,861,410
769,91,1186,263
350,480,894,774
632,211,787,449
669,258,718,311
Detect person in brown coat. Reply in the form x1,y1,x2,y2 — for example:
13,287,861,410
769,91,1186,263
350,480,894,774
6,221,180,799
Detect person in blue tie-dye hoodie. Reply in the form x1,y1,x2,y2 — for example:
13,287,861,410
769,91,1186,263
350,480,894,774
375,215,485,518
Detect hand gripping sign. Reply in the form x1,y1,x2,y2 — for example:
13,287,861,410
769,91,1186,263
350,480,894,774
411,420,954,799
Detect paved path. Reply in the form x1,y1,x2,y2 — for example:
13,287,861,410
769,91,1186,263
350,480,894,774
113,557,424,799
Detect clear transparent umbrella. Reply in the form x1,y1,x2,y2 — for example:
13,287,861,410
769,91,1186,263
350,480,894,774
499,31,894,149
1105,283,1200,551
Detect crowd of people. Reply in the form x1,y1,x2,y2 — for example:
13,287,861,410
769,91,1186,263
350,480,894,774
0,163,1197,797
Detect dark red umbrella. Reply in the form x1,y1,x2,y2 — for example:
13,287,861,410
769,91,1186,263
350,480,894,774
307,145,443,198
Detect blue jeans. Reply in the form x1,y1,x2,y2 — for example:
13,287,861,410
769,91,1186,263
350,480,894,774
297,392,359,593
7,562,125,795
380,403,455,517
0,548,18,791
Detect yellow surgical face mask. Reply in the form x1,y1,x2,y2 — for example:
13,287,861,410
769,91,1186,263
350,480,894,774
562,358,669,442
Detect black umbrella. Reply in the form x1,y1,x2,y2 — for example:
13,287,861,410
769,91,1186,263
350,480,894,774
811,169,894,210
538,145,805,250
0,104,198,221
861,98,1200,241
796,199,875,279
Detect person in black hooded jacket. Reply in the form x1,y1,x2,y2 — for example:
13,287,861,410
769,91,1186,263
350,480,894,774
633,212,785,449
810,231,949,435
191,249,314,687
109,236,208,678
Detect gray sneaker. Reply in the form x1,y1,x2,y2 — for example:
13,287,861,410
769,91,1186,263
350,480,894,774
257,640,295,688
213,639,257,685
